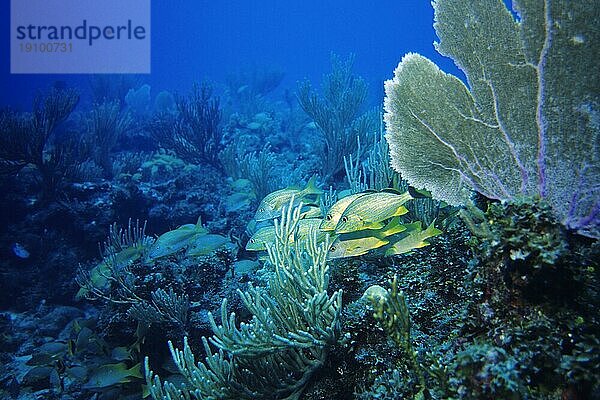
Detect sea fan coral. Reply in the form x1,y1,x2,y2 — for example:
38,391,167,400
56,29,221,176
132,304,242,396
384,0,599,238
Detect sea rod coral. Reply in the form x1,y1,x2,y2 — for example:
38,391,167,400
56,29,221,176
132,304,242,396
145,200,342,399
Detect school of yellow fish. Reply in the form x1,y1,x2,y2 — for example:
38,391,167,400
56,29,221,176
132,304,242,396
247,179,442,259
81,178,442,302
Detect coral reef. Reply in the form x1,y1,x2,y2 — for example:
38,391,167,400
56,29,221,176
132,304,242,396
1,2,597,398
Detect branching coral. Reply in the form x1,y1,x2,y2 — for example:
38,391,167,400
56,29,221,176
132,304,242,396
298,54,377,181
146,200,342,399
128,288,189,328
148,83,223,167
384,0,599,238
0,88,81,197
0,88,79,172
85,100,133,178
76,219,153,301
219,144,281,201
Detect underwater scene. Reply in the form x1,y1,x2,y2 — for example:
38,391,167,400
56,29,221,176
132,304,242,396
0,0,599,399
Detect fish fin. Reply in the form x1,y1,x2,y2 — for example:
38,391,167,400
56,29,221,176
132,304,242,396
415,240,431,248
384,221,441,256
372,238,390,248
381,188,414,202
127,363,143,379
302,175,323,196
385,235,417,256
353,249,370,257
367,221,385,230
403,221,422,232
142,384,150,398
384,245,403,256
342,243,372,258
195,216,203,230
393,205,409,217
379,217,407,237
423,221,443,239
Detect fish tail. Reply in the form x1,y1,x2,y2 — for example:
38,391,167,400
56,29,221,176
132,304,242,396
423,220,443,238
379,217,407,237
302,175,323,196
128,363,143,379
403,221,422,232
368,221,385,230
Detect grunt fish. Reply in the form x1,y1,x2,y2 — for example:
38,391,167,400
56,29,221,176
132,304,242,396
146,216,208,260
385,221,442,256
320,192,370,231
254,176,323,221
334,190,413,233
327,217,407,259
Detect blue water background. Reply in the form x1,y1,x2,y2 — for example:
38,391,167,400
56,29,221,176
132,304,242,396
0,0,464,109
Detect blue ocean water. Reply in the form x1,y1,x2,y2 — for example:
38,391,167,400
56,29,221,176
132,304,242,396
0,0,463,108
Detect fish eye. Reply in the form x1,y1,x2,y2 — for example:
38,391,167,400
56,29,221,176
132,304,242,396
250,239,255,243
329,246,336,252
326,214,332,221
341,216,348,223
259,208,265,212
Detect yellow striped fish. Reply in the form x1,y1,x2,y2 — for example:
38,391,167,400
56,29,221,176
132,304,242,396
334,190,413,234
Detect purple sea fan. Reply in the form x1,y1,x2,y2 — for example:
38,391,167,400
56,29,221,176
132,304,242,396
383,0,599,238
